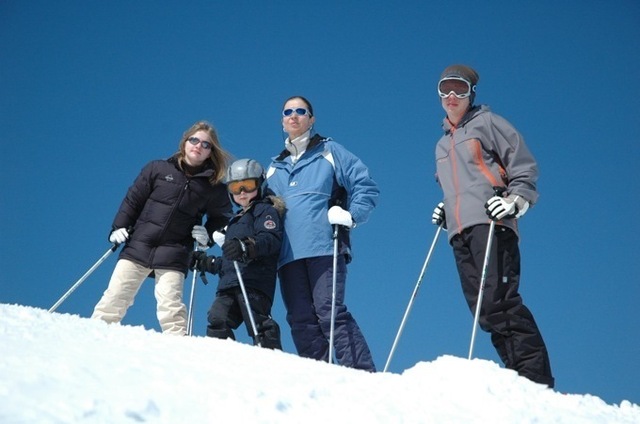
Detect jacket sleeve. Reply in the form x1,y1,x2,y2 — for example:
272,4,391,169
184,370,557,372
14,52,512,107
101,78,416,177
484,113,539,205
112,161,155,230
250,203,283,258
204,183,233,235
330,142,379,225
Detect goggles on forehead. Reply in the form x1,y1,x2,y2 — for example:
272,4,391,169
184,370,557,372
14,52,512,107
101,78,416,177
227,178,260,195
438,76,476,99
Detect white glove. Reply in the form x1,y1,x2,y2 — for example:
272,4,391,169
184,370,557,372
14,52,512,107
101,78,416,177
191,225,210,247
328,206,353,228
485,194,529,220
212,230,226,246
109,228,129,244
431,202,446,228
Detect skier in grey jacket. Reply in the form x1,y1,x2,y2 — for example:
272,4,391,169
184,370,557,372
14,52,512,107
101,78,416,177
431,64,554,387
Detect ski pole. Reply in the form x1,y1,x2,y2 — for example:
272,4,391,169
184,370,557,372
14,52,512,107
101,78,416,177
233,260,262,347
49,244,118,313
383,225,443,372
186,245,204,336
468,187,507,360
467,220,495,360
328,224,339,364
186,269,197,336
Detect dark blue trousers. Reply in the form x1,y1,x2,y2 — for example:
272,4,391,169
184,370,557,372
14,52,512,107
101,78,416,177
452,224,554,387
278,255,376,371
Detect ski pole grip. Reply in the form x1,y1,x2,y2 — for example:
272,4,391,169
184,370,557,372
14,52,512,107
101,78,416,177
111,226,134,250
493,186,507,197
491,186,519,218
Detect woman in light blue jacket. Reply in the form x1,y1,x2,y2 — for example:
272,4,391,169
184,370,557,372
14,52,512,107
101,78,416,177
266,95,379,371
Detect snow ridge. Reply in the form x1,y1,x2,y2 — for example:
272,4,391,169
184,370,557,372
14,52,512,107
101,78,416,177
1,304,638,423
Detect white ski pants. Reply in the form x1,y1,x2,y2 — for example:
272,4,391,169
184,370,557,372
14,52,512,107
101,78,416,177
91,259,187,336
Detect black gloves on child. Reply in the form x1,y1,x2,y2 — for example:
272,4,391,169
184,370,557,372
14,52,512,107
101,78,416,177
222,238,256,263
189,251,220,275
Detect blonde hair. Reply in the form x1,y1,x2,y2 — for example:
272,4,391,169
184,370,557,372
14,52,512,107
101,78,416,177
176,121,230,185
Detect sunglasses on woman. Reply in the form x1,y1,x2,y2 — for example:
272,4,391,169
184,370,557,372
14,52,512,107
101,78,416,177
187,136,212,150
282,108,310,117
227,178,260,195
438,77,475,99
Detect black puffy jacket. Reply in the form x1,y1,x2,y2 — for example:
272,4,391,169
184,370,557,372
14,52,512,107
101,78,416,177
113,155,232,275
215,195,284,301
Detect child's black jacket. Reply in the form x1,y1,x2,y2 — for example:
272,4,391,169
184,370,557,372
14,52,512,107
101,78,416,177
214,196,284,301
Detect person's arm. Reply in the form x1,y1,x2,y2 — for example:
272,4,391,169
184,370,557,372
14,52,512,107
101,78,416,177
112,161,155,230
204,183,233,236
485,113,539,205
250,201,284,258
330,142,380,226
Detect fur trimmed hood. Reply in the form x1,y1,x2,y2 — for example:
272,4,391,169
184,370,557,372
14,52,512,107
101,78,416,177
265,195,286,217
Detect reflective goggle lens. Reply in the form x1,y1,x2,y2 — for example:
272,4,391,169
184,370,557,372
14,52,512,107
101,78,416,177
187,137,213,149
227,178,259,195
282,108,310,117
438,77,473,99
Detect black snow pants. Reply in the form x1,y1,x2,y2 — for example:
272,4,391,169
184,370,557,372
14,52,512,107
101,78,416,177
206,287,282,350
451,224,554,387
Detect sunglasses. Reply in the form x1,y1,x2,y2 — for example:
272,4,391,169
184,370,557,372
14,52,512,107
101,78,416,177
187,136,213,150
282,108,310,117
438,77,475,99
227,178,260,195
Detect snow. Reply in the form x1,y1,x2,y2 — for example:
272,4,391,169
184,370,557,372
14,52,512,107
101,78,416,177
1,303,638,424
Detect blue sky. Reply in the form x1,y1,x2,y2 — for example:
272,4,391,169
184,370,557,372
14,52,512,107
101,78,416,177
1,1,638,405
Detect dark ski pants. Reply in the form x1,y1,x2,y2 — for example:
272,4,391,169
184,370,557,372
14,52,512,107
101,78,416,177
451,224,554,387
206,287,282,350
278,256,376,371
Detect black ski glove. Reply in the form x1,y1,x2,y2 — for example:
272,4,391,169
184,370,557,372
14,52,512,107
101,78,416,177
222,238,256,262
190,251,220,275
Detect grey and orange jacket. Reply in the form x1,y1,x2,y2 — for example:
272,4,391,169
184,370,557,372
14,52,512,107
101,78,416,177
435,105,539,242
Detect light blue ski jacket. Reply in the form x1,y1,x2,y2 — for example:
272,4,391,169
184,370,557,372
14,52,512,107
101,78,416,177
266,135,379,268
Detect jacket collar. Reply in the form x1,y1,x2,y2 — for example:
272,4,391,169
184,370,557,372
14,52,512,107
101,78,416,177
168,154,215,178
275,133,326,161
442,105,489,134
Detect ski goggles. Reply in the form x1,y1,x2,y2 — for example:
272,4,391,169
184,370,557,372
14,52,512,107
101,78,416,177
282,107,311,117
438,76,475,99
187,136,213,150
227,178,260,195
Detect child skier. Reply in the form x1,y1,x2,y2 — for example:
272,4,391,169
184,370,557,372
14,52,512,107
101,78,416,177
190,158,284,349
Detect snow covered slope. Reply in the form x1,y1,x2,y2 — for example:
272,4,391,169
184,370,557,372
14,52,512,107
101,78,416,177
1,303,638,423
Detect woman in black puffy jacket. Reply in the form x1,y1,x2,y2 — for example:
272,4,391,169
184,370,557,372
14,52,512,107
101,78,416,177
91,121,232,335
